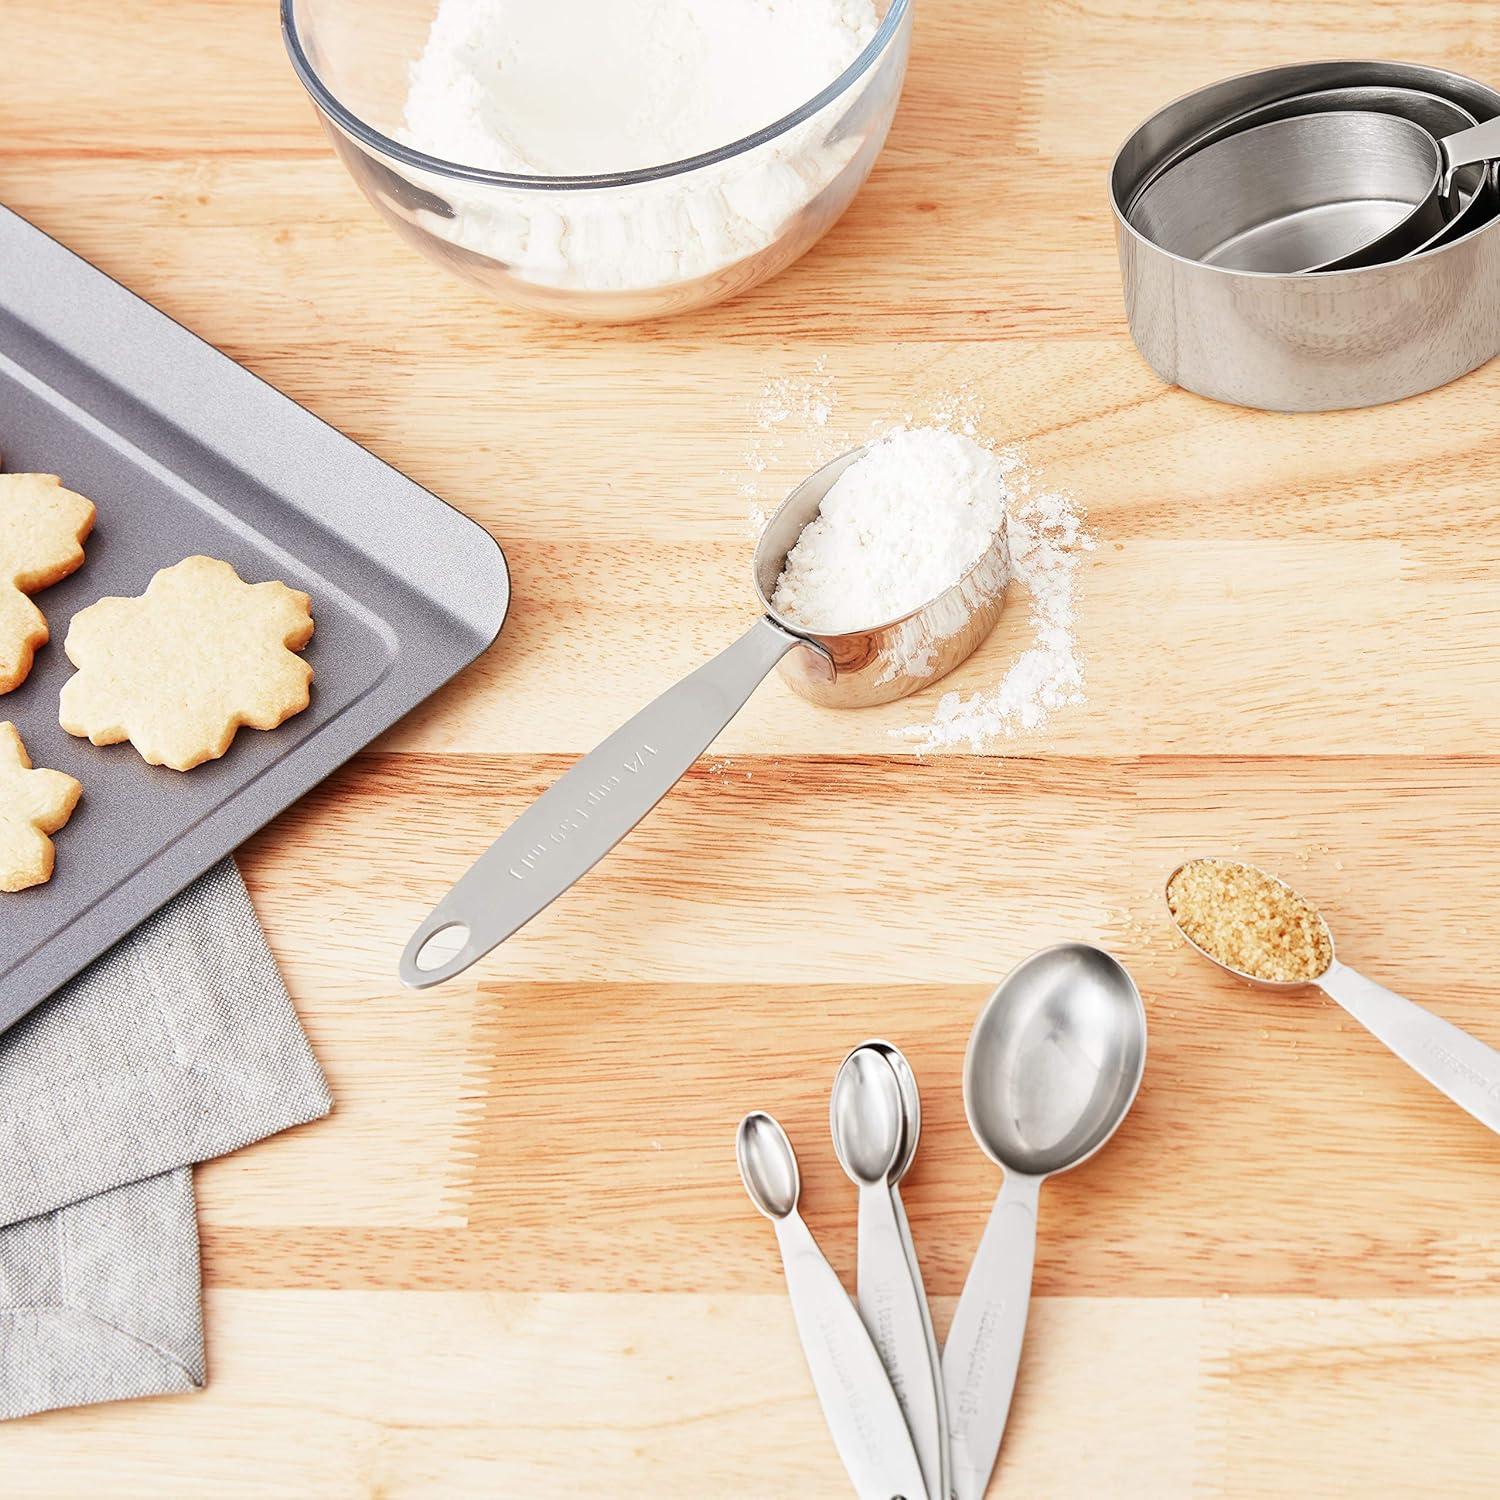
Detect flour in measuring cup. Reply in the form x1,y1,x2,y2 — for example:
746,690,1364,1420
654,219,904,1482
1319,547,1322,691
400,0,878,291
736,364,1092,748
770,428,1014,633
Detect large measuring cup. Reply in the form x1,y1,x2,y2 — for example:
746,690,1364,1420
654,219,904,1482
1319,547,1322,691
399,445,1010,988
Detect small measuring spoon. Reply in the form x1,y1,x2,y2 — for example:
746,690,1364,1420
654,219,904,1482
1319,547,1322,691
831,1046,947,1500
944,945,1147,1500
1166,858,1500,1138
401,446,1011,989
737,1112,929,1500
853,1042,949,1500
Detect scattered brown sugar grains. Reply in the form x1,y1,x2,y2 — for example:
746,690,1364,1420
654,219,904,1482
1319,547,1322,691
1166,858,1333,984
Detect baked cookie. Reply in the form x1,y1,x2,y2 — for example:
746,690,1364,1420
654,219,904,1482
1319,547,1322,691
0,473,96,693
59,555,315,772
0,720,82,891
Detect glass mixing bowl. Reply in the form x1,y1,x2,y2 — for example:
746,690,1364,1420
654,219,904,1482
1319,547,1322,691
281,0,912,321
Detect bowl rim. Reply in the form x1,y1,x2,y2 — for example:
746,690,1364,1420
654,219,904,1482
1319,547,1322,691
280,0,910,192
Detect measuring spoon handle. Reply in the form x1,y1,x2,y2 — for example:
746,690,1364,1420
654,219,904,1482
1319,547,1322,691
399,616,807,988
776,1212,930,1500
1319,961,1500,1136
858,1185,947,1500
942,1171,1041,1500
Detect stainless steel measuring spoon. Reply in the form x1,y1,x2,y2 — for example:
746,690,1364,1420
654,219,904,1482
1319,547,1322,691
400,447,1011,988
1166,859,1500,1138
943,945,1147,1500
831,1045,947,1500
737,1111,930,1500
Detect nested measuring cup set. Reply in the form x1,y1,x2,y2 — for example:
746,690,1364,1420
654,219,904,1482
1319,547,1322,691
1112,60,1500,411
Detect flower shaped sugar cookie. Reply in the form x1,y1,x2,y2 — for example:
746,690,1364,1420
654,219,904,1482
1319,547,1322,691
0,721,82,890
0,473,96,693
59,555,315,772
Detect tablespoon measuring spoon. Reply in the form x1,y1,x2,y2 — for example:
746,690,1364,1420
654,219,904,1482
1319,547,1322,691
400,446,1011,988
1166,858,1500,1138
831,1046,947,1500
944,945,1147,1500
737,1112,929,1500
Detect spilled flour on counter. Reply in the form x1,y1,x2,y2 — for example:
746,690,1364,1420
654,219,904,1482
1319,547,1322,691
736,364,1092,749
901,464,1091,751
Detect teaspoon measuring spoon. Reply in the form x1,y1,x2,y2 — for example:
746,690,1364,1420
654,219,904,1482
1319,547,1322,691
1167,858,1500,1138
943,945,1147,1500
737,1112,929,1500
856,1043,950,1500
831,1045,948,1500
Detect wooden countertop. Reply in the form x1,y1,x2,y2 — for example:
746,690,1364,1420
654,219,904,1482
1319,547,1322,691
7,3,1500,1495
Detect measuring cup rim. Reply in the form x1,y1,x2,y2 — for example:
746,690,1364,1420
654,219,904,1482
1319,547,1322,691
1163,858,1336,989
750,443,1010,645
1123,85,1478,221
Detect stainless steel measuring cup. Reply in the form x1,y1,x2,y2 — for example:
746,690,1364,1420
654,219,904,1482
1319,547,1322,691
1125,86,1491,268
1309,110,1500,269
1130,111,1458,274
399,446,1010,988
1110,59,1500,412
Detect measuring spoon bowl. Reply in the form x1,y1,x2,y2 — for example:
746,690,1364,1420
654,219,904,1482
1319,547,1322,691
1165,859,1500,1139
737,1110,802,1220
860,1039,921,1184
944,944,1147,1500
830,1046,905,1185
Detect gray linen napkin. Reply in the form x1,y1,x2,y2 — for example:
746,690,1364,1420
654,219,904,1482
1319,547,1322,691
0,858,331,1420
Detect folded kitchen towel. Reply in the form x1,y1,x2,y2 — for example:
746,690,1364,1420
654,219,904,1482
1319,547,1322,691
0,859,331,1421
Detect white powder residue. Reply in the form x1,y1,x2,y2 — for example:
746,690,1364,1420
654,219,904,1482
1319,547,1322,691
733,362,1093,748
770,428,1013,633
899,465,1092,752
738,357,843,529
400,0,878,292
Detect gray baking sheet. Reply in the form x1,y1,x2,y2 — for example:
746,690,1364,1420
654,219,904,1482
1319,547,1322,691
0,203,509,1032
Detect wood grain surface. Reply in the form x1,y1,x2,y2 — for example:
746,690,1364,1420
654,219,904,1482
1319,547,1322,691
7,1,1500,1495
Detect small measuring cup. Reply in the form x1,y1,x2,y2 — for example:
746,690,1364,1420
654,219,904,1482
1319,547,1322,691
1126,87,1492,270
1131,110,1500,274
400,445,1010,988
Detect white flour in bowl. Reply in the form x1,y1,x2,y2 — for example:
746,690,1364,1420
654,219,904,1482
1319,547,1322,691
399,0,879,291
770,428,1013,632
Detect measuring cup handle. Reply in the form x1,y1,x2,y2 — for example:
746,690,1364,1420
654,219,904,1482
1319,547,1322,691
399,616,810,988
1318,961,1500,1137
1441,116,1500,176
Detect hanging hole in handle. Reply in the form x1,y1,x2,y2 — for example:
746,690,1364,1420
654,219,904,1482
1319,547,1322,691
415,921,471,973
